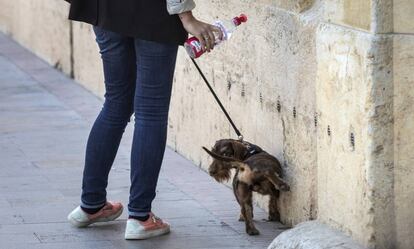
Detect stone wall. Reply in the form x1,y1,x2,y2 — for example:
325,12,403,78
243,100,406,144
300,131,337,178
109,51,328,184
0,0,413,248
0,0,72,74
393,35,414,249
169,0,321,226
392,1,414,249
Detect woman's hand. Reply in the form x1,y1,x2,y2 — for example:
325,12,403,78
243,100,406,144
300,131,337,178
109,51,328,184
179,11,223,53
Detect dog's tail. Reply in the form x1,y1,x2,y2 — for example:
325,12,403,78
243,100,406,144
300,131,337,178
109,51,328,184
202,147,242,163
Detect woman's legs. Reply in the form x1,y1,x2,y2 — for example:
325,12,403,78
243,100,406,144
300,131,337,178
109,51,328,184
81,26,136,209
128,39,178,217
80,25,178,217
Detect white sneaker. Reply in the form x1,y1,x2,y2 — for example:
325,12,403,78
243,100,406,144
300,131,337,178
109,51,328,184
67,201,123,228
125,212,170,240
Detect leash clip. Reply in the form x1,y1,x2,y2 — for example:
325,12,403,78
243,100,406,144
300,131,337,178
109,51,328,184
238,135,244,142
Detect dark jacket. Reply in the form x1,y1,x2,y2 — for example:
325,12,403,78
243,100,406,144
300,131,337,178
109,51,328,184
66,0,188,45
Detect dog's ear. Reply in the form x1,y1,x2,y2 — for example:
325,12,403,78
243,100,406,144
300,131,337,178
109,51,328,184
202,147,241,163
230,141,248,159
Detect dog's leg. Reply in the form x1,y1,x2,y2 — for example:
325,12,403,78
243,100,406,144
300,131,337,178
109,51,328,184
238,205,254,221
233,171,253,222
268,191,280,221
233,174,246,222
243,198,259,235
266,172,290,192
238,207,254,221
236,183,259,235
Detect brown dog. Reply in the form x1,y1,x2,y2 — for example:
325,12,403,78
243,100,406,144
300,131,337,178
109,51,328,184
203,139,289,235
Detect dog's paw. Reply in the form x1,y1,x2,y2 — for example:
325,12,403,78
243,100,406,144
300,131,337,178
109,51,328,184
246,227,260,236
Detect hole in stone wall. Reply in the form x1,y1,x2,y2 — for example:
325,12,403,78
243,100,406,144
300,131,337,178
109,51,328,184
327,125,331,136
293,107,297,118
259,92,263,104
314,114,318,127
350,132,355,149
241,83,245,97
277,100,281,113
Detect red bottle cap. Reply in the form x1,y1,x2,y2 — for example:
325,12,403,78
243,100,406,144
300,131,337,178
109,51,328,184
239,14,248,23
233,14,248,26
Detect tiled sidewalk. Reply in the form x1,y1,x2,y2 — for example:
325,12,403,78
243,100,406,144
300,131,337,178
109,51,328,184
0,32,285,249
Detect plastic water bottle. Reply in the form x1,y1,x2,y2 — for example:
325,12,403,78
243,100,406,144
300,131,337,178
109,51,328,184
184,14,248,59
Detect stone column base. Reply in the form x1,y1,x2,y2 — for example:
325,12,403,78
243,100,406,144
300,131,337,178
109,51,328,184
267,221,366,249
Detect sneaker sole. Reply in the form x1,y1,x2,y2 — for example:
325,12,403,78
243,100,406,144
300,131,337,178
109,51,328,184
68,206,123,228
125,226,170,240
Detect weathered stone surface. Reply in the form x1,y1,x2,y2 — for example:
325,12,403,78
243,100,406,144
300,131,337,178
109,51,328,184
256,0,315,13
0,0,72,74
316,23,395,248
372,0,393,33
267,221,366,249
316,23,374,246
394,0,414,33
72,22,105,97
365,36,395,249
169,1,322,226
324,0,371,31
393,34,414,249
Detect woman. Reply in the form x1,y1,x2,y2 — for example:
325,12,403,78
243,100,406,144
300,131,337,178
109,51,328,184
66,0,222,240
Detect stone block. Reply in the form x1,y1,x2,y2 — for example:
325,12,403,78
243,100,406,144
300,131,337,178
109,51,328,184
371,0,393,33
267,221,366,249
393,34,414,249
0,1,13,34
72,22,105,98
3,0,72,74
315,23,393,247
324,0,371,31
256,0,315,13
394,0,414,33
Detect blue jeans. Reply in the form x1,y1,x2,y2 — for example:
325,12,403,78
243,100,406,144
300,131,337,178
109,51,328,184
81,26,178,217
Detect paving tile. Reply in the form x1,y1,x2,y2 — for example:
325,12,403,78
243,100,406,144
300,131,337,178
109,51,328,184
149,234,255,249
0,208,26,225
151,190,192,202
32,159,84,169
0,161,42,177
0,56,32,81
0,223,121,245
7,52,51,72
0,232,40,244
9,241,117,249
152,200,214,219
0,197,11,208
0,175,52,192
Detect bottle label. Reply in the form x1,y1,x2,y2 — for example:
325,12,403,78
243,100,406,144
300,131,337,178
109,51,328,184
190,40,202,52
184,37,204,58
